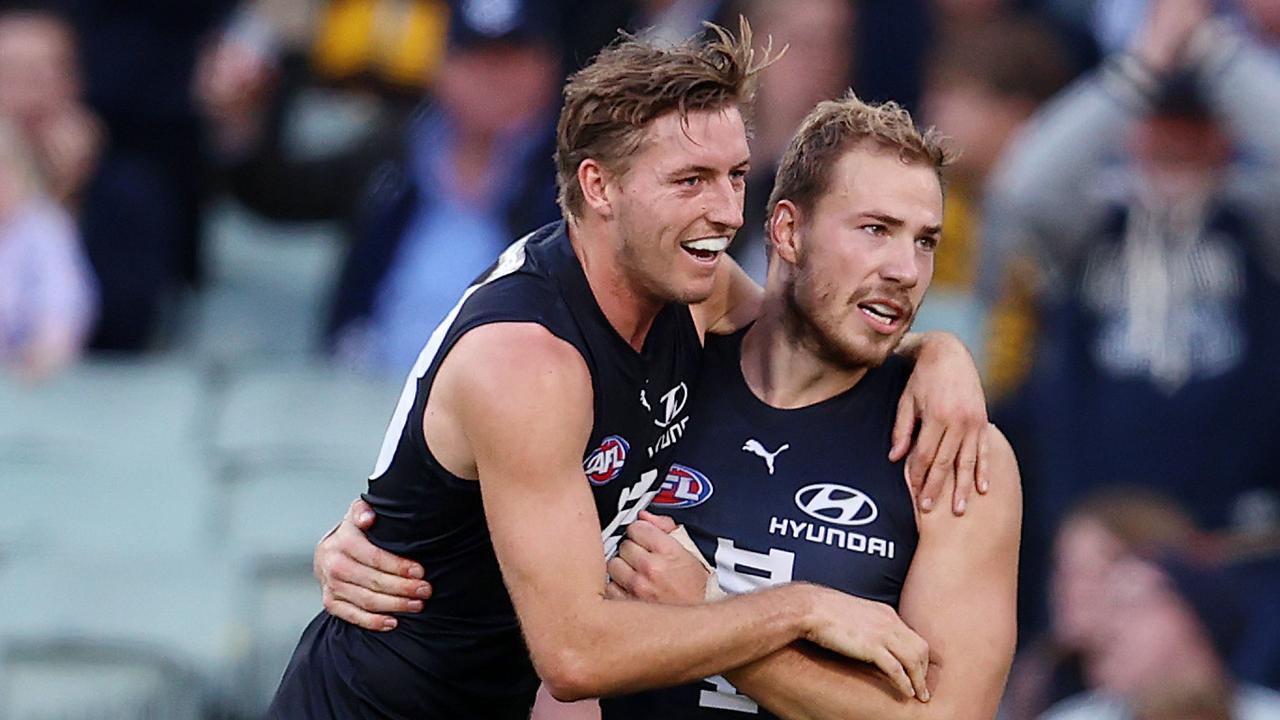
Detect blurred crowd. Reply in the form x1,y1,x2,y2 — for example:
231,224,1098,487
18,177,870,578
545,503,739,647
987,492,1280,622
1,0,1278,716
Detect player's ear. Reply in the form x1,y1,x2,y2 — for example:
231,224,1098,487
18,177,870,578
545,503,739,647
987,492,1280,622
770,200,802,265
578,159,615,219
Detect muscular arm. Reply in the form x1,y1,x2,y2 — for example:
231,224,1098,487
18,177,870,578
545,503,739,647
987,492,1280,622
722,427,1022,720
441,323,926,701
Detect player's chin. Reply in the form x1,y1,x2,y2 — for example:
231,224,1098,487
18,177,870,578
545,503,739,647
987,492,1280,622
669,278,717,306
663,268,718,306
835,333,898,369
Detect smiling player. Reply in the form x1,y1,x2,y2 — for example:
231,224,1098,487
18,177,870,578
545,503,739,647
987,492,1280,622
273,23,991,720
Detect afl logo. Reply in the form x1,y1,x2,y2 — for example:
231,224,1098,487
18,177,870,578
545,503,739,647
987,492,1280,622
584,435,629,486
794,483,878,526
651,464,714,509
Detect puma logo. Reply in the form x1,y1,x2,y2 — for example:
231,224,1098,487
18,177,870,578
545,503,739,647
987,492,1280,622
742,439,790,476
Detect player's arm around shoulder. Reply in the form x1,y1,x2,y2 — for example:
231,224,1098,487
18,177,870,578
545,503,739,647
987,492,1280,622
435,323,879,702
724,425,1021,720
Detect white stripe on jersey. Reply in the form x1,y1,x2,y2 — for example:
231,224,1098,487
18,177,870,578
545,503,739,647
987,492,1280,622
369,233,534,480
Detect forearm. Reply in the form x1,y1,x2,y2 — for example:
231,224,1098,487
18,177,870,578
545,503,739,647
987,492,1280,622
726,645,993,720
993,68,1128,208
893,330,959,362
1194,22,1280,161
1192,23,1280,252
532,583,817,700
985,63,1132,269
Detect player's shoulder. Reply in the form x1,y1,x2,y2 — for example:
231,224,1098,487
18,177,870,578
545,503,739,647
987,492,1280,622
440,322,594,440
916,424,1021,539
452,322,589,383
962,424,1022,533
982,425,1022,499
450,228,587,350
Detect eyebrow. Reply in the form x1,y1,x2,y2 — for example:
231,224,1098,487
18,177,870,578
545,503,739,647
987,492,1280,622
667,157,752,177
865,212,941,236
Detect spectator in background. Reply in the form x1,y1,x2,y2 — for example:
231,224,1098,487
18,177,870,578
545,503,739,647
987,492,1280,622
557,0,728,74
724,0,856,281
326,0,562,375
0,116,96,380
197,0,447,226
1096,0,1280,53
1003,488,1200,718
71,0,237,349
911,16,1071,368
0,3,101,208
981,0,1280,591
1034,491,1280,720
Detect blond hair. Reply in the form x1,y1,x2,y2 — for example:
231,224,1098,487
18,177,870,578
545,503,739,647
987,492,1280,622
555,18,777,218
767,92,953,223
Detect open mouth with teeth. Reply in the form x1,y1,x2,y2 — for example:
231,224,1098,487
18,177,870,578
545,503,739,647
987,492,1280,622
681,236,730,262
857,301,905,332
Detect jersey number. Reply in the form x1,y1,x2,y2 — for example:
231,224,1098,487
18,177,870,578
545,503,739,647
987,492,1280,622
699,538,796,714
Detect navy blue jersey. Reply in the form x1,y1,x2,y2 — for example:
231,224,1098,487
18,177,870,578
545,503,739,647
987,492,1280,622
271,221,702,719
601,326,918,719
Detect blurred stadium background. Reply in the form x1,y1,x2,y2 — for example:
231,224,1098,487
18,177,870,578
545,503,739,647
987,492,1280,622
1,0,1278,718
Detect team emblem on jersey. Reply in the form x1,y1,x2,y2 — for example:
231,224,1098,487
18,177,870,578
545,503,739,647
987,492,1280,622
584,435,629,485
651,463,714,508
794,483,878,526
651,383,689,428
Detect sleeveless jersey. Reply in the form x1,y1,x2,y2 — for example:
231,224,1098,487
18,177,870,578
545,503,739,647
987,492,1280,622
271,221,702,719
600,326,919,719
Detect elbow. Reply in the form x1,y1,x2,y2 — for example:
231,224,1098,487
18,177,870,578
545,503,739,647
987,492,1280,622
536,647,600,702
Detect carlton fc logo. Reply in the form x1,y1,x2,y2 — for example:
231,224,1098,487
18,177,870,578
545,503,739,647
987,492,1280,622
651,464,714,508
794,483,878,526
584,435,629,486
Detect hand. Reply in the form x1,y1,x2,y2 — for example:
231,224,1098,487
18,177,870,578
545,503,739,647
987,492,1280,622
194,33,277,153
1132,0,1213,73
891,332,989,515
605,511,709,605
803,586,932,702
314,498,432,631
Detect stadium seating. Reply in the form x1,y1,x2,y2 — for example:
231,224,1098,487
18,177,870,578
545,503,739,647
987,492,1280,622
0,196,401,717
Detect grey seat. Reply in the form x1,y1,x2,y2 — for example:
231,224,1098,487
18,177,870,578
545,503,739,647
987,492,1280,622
0,637,205,720
0,445,216,558
209,363,397,477
0,552,241,719
218,461,366,715
0,357,205,453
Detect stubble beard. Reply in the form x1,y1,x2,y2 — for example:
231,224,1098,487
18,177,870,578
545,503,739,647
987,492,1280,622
616,226,711,307
781,266,911,372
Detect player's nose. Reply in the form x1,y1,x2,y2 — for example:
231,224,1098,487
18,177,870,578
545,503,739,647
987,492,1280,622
879,236,920,287
703,175,744,231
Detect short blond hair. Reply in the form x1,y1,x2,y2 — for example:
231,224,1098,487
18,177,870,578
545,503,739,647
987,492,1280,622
555,18,777,218
767,92,953,222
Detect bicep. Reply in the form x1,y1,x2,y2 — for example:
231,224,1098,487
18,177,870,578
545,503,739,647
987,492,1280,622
445,325,609,661
897,429,1022,715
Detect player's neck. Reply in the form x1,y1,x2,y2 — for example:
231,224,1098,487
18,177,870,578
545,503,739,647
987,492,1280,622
568,219,663,352
740,301,868,410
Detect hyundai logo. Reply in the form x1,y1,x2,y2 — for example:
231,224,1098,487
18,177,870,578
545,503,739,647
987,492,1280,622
794,484,878,526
